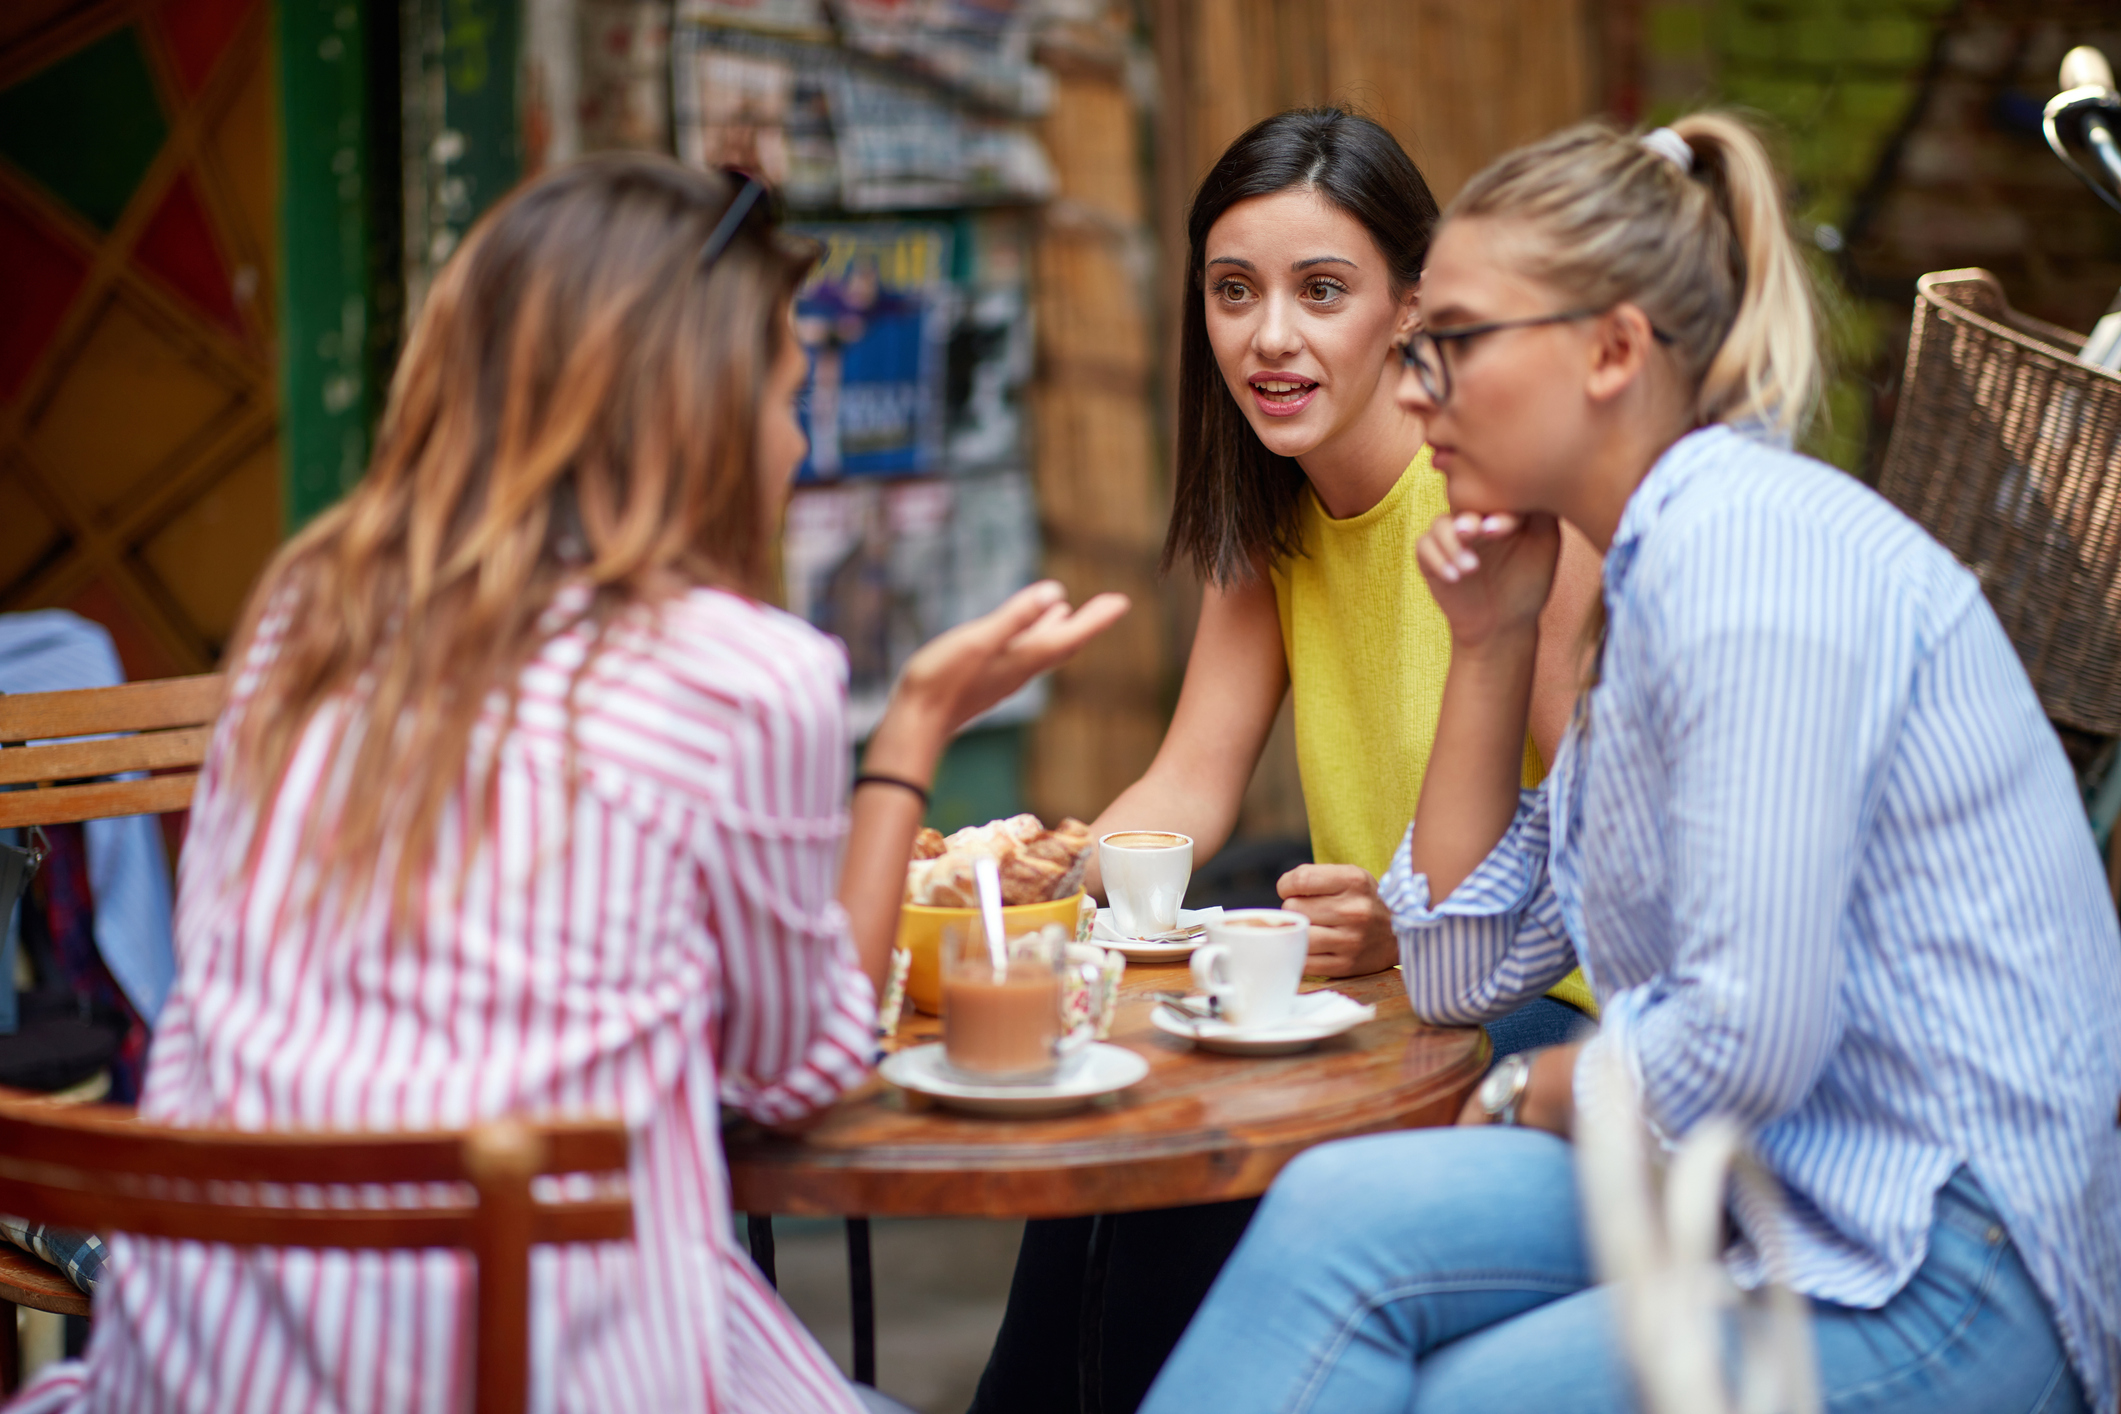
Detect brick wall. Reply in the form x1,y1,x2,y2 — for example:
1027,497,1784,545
1637,0,2121,475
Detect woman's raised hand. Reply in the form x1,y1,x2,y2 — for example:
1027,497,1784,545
886,581,1131,751
1416,511,1561,648
847,581,1128,985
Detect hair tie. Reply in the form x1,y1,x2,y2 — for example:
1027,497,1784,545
1640,127,1695,174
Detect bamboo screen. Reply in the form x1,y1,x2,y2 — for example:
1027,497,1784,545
1024,26,1174,826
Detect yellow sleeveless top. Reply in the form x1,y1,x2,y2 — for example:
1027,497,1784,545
1269,447,1595,1015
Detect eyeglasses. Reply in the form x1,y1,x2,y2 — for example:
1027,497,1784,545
698,169,777,272
1400,307,1676,407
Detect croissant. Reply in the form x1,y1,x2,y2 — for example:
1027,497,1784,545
902,814,1097,907
997,850,1069,906
907,852,978,908
1020,817,1091,867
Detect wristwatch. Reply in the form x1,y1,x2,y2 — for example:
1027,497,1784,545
1478,1053,1532,1126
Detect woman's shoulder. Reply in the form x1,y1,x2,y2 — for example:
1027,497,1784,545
661,586,842,662
526,588,847,812
572,587,848,734
1636,427,1979,632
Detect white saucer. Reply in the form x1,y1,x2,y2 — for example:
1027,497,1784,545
879,1042,1149,1117
1092,906,1223,962
1150,989,1376,1056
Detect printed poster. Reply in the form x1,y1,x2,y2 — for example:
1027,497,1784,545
792,221,955,481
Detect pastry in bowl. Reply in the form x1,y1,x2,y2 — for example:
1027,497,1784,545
897,814,1096,1013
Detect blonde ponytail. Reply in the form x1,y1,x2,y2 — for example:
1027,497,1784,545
1670,114,1819,435
1449,112,1820,440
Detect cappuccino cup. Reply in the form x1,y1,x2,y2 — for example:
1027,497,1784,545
1190,908,1307,1028
1098,830,1193,938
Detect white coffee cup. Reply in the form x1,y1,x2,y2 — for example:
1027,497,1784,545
1190,908,1307,1029
1098,830,1194,938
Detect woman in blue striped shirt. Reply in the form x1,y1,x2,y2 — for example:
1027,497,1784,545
1140,112,2119,1414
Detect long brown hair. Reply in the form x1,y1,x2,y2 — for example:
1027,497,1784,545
1163,109,1440,586
221,155,816,923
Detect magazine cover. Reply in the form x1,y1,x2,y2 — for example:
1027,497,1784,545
674,0,830,38
579,0,673,154
792,221,955,481
783,471,1044,734
833,0,1053,117
671,28,841,207
944,210,1034,470
826,62,1054,209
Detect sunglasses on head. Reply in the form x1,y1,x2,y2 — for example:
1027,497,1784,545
698,168,780,272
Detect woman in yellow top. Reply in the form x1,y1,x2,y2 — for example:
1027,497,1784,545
970,108,1602,1414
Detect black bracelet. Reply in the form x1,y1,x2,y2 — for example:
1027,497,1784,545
853,772,931,810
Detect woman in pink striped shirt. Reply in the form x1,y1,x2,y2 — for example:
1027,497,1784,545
12,155,1124,1414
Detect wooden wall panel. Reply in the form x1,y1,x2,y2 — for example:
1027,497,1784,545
1162,0,1595,208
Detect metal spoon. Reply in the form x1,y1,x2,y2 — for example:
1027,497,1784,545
1150,991,1220,1021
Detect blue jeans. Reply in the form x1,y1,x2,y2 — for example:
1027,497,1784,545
1482,996,1590,1060
1141,1129,2087,1414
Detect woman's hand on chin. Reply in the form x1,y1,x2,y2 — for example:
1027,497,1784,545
1416,511,1560,650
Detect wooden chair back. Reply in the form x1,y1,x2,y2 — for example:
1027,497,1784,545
0,1090,632,1414
0,674,225,827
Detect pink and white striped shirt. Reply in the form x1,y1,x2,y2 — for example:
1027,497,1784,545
13,586,877,1414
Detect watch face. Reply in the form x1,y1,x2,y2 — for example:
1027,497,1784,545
1478,1066,1512,1111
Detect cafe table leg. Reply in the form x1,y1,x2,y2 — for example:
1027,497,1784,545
2,1296,18,1397
846,1217,876,1386
747,1214,777,1288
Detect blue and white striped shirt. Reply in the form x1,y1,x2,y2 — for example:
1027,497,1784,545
1381,425,2121,1410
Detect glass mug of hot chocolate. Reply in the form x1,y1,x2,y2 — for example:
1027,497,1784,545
1098,830,1194,938
941,922,1107,1084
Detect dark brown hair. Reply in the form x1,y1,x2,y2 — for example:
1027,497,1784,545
1163,108,1441,585
222,154,817,924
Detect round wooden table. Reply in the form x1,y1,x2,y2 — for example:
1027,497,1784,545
726,960,1490,1220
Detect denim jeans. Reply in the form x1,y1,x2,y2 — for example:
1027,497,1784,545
967,1001,1585,1414
1140,1128,2087,1414
1481,996,1592,1061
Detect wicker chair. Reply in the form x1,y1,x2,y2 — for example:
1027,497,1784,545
1875,269,2121,898
1876,270,2121,736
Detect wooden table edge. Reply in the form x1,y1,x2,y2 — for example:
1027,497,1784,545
727,1037,1488,1219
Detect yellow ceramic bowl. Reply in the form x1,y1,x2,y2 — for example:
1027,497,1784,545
898,891,1089,1015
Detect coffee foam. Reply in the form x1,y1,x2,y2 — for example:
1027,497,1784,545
1102,831,1188,849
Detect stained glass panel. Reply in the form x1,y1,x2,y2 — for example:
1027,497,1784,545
134,170,245,336
0,28,168,232
137,436,278,645
0,195,90,403
158,0,257,96
25,297,240,513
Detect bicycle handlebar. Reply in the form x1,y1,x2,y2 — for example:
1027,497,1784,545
2046,46,2121,216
